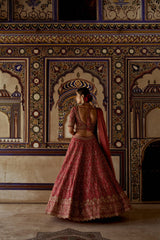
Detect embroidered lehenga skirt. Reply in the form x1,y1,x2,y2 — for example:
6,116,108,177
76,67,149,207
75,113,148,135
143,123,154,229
45,135,130,221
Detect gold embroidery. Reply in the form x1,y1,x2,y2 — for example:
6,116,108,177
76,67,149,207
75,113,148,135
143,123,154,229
46,193,130,221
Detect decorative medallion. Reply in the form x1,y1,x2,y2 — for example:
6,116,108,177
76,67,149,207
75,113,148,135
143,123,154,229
33,125,40,133
129,48,135,55
33,48,40,55
115,48,122,55
48,48,54,54
32,141,40,148
102,48,108,54
156,49,160,54
19,48,25,54
33,62,40,69
33,77,40,85
74,48,81,55
115,62,122,69
33,93,40,101
32,110,40,118
114,106,123,115
115,76,123,84
61,48,66,55
115,124,122,131
88,48,95,55
115,140,123,148
141,48,148,54
7,48,13,55
115,92,123,100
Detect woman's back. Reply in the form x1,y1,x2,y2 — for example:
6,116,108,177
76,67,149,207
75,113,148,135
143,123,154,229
78,104,97,125
76,103,97,137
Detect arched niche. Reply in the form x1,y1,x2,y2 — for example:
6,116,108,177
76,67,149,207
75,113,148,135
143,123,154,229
0,70,24,141
146,108,160,138
130,67,160,139
131,67,160,91
0,111,10,138
129,66,160,201
48,66,105,142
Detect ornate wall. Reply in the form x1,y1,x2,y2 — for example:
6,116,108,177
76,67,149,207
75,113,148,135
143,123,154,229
0,0,160,202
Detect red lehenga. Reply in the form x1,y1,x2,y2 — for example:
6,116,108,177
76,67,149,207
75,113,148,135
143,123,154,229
45,106,130,221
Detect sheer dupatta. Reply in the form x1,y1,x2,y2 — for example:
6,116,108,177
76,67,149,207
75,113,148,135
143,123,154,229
96,108,115,176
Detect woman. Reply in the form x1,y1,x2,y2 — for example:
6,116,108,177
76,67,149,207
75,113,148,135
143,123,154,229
46,87,130,221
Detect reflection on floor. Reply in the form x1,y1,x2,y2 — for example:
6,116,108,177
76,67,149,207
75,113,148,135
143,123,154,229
0,203,160,240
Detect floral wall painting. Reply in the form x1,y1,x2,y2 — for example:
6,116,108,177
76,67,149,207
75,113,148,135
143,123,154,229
103,0,142,21
146,0,160,21
13,0,53,21
0,59,28,143
0,0,9,21
45,61,110,143
2,0,160,23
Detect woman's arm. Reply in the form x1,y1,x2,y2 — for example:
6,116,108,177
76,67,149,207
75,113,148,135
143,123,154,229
68,126,76,135
68,107,76,135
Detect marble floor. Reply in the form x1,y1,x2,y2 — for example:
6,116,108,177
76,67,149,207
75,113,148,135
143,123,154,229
0,203,160,240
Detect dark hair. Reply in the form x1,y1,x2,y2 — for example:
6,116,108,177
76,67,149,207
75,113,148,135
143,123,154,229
77,87,93,103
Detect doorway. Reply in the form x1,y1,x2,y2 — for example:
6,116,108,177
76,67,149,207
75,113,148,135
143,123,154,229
142,141,160,201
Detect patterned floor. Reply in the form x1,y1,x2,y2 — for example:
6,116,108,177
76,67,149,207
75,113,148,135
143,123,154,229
28,228,109,240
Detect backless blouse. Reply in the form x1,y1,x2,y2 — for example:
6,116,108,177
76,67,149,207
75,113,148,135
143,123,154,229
68,106,96,133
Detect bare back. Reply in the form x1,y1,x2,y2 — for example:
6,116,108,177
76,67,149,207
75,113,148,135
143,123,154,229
76,104,97,137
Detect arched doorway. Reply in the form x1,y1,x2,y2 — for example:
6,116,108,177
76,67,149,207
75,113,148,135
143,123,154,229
142,141,160,201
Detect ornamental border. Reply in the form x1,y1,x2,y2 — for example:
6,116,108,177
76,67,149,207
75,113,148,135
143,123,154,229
0,23,160,32
0,33,160,44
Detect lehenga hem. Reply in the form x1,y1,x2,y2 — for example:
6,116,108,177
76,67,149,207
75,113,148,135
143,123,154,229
46,206,131,222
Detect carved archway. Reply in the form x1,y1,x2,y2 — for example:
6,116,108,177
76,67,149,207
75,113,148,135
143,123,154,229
130,67,160,201
48,65,105,142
